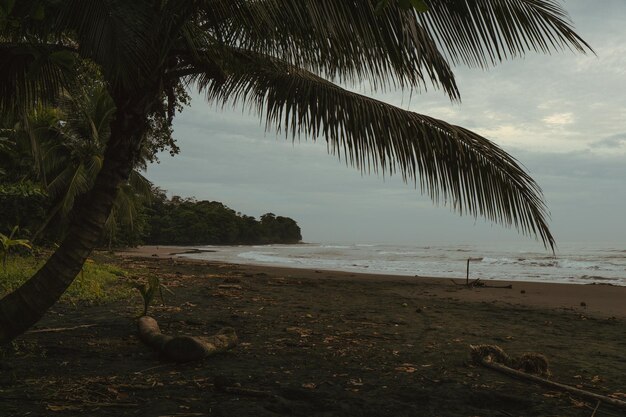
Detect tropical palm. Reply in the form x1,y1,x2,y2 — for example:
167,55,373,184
0,0,590,343
0,84,152,243
29,85,153,242
0,226,32,270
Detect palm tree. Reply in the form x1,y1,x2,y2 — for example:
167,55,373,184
0,84,153,244
28,85,153,243
0,0,590,343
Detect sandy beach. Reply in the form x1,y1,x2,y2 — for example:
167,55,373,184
3,247,625,416
119,245,626,319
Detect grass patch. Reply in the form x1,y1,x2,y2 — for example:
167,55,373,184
0,255,132,304
0,255,40,293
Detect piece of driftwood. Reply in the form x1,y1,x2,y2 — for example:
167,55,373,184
466,257,483,285
137,316,238,362
451,279,512,289
26,324,98,334
217,284,243,290
219,386,276,398
476,356,626,410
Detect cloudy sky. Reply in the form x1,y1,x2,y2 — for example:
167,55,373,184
146,0,626,249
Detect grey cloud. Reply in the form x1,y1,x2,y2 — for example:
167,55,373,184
595,133,626,149
510,148,626,180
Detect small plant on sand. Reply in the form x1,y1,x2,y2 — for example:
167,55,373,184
0,227,32,270
132,276,173,316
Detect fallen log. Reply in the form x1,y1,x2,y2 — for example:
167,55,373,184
472,347,626,410
138,316,238,362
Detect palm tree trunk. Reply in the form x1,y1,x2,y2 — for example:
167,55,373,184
0,93,155,344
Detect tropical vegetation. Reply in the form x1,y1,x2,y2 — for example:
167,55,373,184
145,192,302,245
0,226,32,270
0,0,590,343
0,82,299,247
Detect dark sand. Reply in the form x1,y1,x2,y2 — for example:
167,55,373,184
1,248,625,417
120,245,626,319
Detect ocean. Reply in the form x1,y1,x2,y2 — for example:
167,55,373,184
179,242,626,286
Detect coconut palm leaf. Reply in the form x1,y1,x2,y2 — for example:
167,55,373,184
416,0,592,67
197,0,460,95
198,0,589,91
55,0,155,90
0,43,77,113
103,171,153,246
197,47,554,247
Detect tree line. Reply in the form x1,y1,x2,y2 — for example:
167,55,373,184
0,168,302,248
124,191,302,246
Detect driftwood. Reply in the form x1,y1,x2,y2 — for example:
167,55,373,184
453,257,512,289
26,324,98,334
472,345,626,410
451,278,512,289
137,316,238,362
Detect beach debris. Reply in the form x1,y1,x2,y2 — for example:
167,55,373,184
470,344,511,368
214,376,275,398
25,324,98,334
217,284,243,290
451,278,512,289
137,316,238,362
470,344,626,411
268,277,289,285
450,257,513,289
470,344,549,376
516,353,550,377
394,363,417,373
465,257,482,285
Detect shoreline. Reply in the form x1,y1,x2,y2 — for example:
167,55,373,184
116,245,626,319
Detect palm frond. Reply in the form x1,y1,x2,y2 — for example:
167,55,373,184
47,163,92,216
199,0,459,97
128,170,154,203
416,0,593,67
199,48,554,248
0,43,77,114
199,0,590,95
56,0,156,90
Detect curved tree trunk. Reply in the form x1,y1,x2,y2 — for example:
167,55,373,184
0,93,155,344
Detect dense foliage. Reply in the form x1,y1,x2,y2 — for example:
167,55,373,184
1,103,301,247
144,192,301,245
1,126,302,247
0,91,301,247
0,181,48,236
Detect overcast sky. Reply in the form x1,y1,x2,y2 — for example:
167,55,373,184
145,0,626,249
